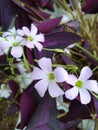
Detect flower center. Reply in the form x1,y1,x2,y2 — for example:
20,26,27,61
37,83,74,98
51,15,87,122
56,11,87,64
75,80,83,88
28,36,33,41
13,42,19,47
48,73,55,80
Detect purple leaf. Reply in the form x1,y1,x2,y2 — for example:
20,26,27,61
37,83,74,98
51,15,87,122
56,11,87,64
25,48,35,65
20,90,38,129
59,100,91,123
43,32,81,48
61,54,76,65
12,0,50,21
36,32,81,59
8,80,19,95
82,0,98,14
67,20,80,31
26,93,80,130
40,0,50,7
0,0,17,30
37,17,62,33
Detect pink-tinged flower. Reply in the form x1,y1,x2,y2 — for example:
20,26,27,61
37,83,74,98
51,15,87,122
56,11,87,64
32,57,68,97
0,84,12,98
1,36,23,58
18,24,44,51
65,66,98,104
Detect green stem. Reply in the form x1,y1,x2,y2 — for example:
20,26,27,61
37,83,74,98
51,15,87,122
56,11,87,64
75,44,98,61
92,66,98,72
43,48,65,53
22,47,30,72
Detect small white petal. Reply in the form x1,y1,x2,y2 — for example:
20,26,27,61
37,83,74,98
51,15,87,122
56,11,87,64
48,81,64,97
32,67,46,80
1,40,12,48
79,88,91,104
31,24,37,35
11,46,23,58
79,66,93,80
34,78,49,97
17,29,24,36
65,87,78,100
10,27,16,33
34,42,43,51
36,34,45,42
38,57,52,72
3,32,11,37
66,74,77,86
54,67,68,82
26,41,34,49
84,80,98,93
22,26,30,36
15,36,23,42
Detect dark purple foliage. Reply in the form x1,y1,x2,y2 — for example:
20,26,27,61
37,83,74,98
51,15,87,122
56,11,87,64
0,0,17,30
36,32,81,59
12,0,51,22
67,20,80,31
25,93,80,130
8,80,19,95
25,48,35,65
43,32,81,48
59,100,91,123
20,90,38,129
37,17,62,33
61,54,76,65
82,0,98,14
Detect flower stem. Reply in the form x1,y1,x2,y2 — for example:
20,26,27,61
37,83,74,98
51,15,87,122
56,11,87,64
22,47,30,72
75,44,98,61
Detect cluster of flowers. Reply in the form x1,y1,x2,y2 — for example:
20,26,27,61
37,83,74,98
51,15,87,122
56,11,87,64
0,24,44,58
0,23,98,105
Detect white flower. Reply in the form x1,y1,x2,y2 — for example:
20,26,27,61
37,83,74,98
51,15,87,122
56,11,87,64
0,84,12,98
32,57,68,97
2,36,23,58
65,66,98,104
2,27,17,38
17,24,44,51
0,37,10,55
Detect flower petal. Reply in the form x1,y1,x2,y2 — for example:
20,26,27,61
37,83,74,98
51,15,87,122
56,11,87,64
38,57,52,72
54,67,68,82
17,29,24,36
26,41,34,49
34,42,43,51
11,46,23,58
1,40,12,48
31,24,37,35
66,74,77,86
32,67,46,80
22,26,30,36
48,81,64,97
79,66,93,80
84,80,98,93
65,87,78,100
34,78,49,97
36,34,45,42
79,88,91,104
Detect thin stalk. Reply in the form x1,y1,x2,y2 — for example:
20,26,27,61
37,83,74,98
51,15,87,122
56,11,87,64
75,44,98,61
22,47,30,72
